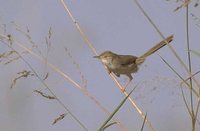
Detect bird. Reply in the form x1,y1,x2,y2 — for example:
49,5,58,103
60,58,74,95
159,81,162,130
94,35,173,92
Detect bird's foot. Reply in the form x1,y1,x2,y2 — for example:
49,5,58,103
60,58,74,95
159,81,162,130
121,80,132,93
114,73,120,77
121,88,126,93
106,67,112,74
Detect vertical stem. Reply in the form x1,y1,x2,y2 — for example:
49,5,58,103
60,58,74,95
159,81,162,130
186,1,195,131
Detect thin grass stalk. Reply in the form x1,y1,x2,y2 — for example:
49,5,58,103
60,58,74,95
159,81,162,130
160,55,199,130
132,0,200,90
180,70,200,117
59,0,98,55
101,122,118,131
0,39,88,130
132,3,200,130
159,56,199,97
160,55,195,120
141,113,147,131
59,0,155,130
190,50,200,57
181,71,200,85
0,33,126,129
98,89,135,131
181,72,200,127
195,101,200,126
186,3,196,131
181,84,193,118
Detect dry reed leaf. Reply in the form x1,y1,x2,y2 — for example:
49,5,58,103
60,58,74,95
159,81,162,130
10,70,34,88
173,0,191,12
34,90,56,100
166,0,199,11
4,56,20,65
43,72,49,80
0,50,21,65
52,113,67,125
0,50,16,59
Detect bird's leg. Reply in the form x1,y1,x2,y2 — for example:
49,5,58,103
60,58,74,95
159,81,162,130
121,80,132,92
114,73,120,77
105,66,112,74
121,74,133,92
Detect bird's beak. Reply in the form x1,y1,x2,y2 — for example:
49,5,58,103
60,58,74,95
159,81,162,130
93,56,100,59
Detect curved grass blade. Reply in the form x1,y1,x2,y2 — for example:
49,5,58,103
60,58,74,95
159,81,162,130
141,113,147,131
98,86,137,131
190,50,200,57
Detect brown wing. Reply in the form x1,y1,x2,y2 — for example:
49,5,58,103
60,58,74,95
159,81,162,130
118,55,137,66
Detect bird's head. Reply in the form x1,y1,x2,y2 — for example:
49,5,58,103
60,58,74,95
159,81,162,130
93,51,116,64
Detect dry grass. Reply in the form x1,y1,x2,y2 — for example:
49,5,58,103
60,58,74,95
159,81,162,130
0,0,200,130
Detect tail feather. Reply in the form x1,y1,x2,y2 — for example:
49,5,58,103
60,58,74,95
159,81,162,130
139,35,173,59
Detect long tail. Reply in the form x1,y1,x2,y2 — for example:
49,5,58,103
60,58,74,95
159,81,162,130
139,35,174,59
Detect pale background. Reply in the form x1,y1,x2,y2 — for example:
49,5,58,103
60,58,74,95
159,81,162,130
0,0,200,131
